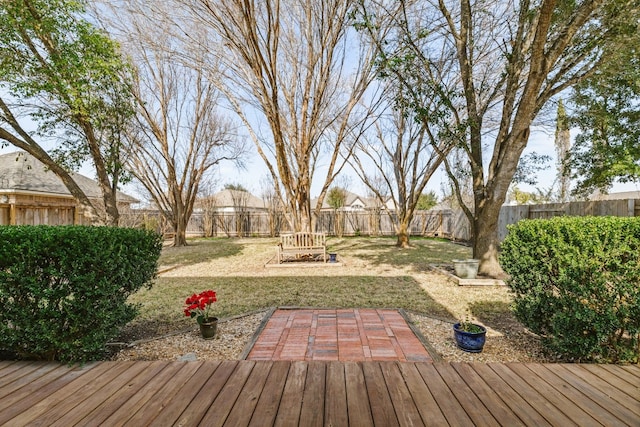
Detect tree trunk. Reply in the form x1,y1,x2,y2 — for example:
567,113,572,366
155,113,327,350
173,218,188,247
396,222,410,248
472,200,506,278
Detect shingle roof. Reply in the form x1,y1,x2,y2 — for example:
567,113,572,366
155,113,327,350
208,189,265,209
0,151,138,203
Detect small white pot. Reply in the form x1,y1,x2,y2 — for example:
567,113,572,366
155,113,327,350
453,259,480,279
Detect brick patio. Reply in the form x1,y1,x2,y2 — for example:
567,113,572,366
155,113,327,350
246,308,434,362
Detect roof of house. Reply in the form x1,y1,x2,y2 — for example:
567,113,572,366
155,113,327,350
205,189,266,209
0,151,138,203
312,190,380,209
589,190,640,201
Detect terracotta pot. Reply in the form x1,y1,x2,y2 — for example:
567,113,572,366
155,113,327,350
199,317,218,340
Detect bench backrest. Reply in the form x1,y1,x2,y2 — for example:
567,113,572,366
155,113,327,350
280,232,325,248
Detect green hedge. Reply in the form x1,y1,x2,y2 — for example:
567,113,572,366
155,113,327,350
500,216,640,363
0,226,162,363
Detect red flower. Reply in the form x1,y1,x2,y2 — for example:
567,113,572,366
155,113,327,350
183,290,218,324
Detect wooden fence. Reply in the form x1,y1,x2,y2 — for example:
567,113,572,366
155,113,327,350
119,198,639,242
120,209,457,239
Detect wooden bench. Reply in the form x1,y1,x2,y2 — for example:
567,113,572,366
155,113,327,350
276,232,327,263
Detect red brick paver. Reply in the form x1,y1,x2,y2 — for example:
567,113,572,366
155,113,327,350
246,309,433,362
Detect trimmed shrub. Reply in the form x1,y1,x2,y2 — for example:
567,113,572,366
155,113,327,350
500,216,640,363
0,226,162,363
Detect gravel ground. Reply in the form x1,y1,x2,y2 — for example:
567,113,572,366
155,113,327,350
111,238,552,363
111,310,550,363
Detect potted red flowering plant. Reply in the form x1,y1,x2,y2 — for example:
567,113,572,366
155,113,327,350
184,290,218,339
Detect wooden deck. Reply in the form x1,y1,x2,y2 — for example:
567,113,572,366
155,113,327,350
0,360,638,426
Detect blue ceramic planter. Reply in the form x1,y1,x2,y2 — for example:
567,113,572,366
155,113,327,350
453,323,487,353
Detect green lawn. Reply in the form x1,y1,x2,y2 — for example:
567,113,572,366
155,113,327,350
125,236,487,336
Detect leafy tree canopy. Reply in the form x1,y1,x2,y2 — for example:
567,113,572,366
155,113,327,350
224,183,248,192
416,191,438,210
0,0,133,174
567,1,640,196
327,186,347,209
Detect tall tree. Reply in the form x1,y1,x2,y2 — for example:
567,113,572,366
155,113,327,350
0,0,134,225
351,96,449,247
185,0,378,232
359,0,631,276
567,4,640,196
104,1,246,246
554,100,571,201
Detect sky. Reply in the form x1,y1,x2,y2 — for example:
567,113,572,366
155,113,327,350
2,123,639,204
218,126,639,201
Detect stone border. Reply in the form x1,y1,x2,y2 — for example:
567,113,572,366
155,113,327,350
428,264,506,286
398,308,443,362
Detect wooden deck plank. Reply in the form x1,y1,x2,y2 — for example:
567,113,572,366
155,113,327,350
618,364,640,379
298,361,326,427
396,362,449,426
0,361,59,393
0,360,32,379
70,360,171,427
0,361,118,426
48,361,156,426
598,363,640,385
274,361,307,427
508,363,608,426
99,361,187,426
248,361,290,427
379,362,424,426
415,363,475,426
171,360,237,426
199,361,255,425
451,363,526,427
158,361,226,425
562,364,640,416
580,364,640,402
344,361,375,427
470,363,552,427
488,363,580,426
325,361,349,427
0,363,85,425
150,360,223,425
362,362,400,426
123,361,204,426
0,360,636,426
433,363,500,427
223,361,274,427
0,361,17,371
534,364,639,426
0,364,75,411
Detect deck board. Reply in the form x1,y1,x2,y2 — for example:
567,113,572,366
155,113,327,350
470,363,552,427
579,364,640,404
487,363,581,426
248,361,289,426
362,361,399,427
0,360,637,426
451,363,526,426
273,361,306,427
299,361,326,427
415,363,476,426
344,361,374,427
